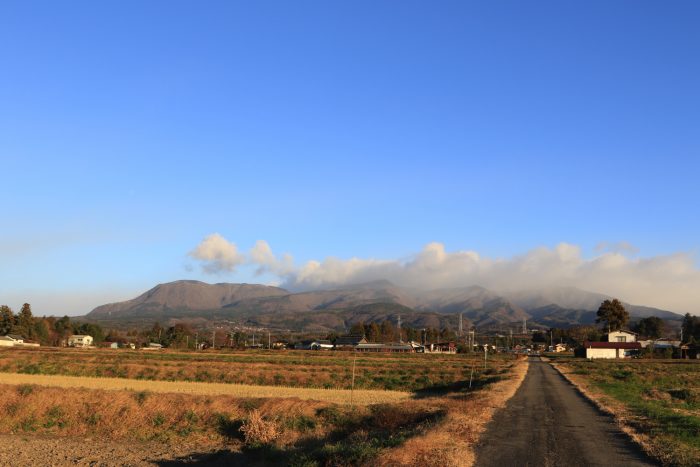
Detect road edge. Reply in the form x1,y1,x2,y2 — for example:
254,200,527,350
464,357,530,466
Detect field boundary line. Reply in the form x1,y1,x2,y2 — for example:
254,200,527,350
0,372,410,405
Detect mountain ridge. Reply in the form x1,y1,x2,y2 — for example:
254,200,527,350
85,279,681,331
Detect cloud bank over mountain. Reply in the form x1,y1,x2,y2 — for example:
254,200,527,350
188,234,700,314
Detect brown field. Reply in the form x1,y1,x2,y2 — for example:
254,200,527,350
0,372,409,405
0,347,480,391
0,347,528,466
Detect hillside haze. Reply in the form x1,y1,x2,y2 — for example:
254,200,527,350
86,280,681,332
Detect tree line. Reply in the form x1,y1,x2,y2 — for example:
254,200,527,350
344,320,457,343
0,303,105,346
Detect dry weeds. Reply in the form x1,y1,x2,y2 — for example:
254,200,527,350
240,409,280,446
377,357,529,467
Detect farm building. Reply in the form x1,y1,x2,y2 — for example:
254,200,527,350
0,336,16,347
579,341,641,359
68,335,93,348
607,330,637,343
143,343,163,350
554,343,567,353
296,340,333,350
334,335,368,350
355,342,421,353
424,342,457,354
639,339,681,350
3,334,25,345
679,344,700,359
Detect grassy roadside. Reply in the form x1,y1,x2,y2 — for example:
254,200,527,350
553,359,700,467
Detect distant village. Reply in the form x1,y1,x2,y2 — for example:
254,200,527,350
1,301,699,359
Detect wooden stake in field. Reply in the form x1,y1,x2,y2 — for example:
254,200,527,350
350,352,357,406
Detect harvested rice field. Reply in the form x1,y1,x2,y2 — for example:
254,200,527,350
0,347,527,466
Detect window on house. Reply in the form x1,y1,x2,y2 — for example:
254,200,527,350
616,336,626,342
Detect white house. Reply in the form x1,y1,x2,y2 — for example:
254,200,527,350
554,343,567,353
607,330,637,343
584,341,641,359
68,335,93,347
0,336,16,347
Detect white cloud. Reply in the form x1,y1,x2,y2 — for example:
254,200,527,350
249,240,295,276
188,235,700,313
188,233,245,274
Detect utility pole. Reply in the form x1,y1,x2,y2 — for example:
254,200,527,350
268,330,271,349
459,313,463,337
195,333,198,351
212,329,215,349
510,329,513,350
550,329,553,350
522,318,527,334
398,315,402,343
350,353,357,406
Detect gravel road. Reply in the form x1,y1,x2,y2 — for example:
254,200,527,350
475,357,658,467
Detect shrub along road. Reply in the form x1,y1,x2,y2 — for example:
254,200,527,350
475,357,657,466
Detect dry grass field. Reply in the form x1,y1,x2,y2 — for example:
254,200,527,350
554,359,700,467
0,372,409,405
0,347,480,391
0,347,527,466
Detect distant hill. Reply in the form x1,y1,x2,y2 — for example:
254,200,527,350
88,280,289,318
85,279,681,331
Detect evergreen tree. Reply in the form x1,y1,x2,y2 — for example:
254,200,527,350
17,303,34,339
681,313,700,343
633,316,664,339
0,305,14,335
595,299,629,332
33,319,50,345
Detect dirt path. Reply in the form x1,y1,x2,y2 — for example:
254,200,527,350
475,357,657,466
0,372,409,405
0,434,233,466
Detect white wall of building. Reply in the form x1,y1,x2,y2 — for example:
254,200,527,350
586,348,618,359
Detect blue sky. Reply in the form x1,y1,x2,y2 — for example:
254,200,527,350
1,1,699,315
